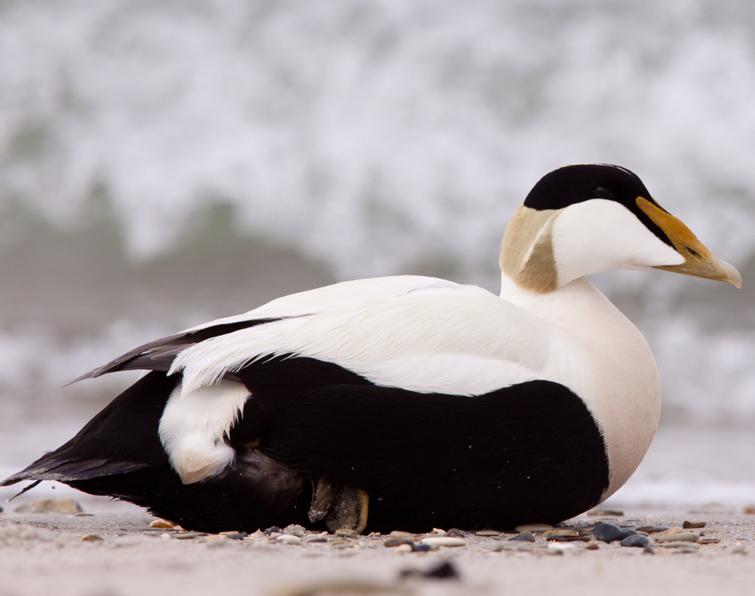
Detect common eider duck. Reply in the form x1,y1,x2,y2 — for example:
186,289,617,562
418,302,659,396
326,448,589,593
3,164,741,533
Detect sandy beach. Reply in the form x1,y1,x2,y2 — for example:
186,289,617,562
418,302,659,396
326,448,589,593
1,497,754,596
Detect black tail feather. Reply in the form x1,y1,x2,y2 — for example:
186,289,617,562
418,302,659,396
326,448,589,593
2,371,176,488
3,370,311,533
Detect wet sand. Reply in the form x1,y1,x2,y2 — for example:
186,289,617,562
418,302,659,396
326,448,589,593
1,501,754,596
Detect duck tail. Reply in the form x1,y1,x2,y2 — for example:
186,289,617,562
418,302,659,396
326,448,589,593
1,372,176,490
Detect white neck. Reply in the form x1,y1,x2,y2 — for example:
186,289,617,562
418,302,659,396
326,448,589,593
499,272,661,497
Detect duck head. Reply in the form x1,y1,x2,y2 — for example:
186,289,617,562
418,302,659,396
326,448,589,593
500,164,742,292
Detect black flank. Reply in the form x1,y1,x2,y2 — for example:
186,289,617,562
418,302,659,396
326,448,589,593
5,357,609,533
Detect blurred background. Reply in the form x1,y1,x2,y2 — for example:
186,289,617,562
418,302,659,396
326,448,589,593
0,0,753,509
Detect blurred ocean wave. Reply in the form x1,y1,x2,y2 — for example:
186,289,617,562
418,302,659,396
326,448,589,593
0,0,753,502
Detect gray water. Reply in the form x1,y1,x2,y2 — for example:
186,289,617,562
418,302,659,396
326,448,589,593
1,0,754,506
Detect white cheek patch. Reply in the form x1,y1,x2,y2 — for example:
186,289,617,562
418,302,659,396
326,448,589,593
551,199,684,286
158,380,250,484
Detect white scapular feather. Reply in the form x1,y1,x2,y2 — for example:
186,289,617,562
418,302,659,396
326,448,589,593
158,380,249,484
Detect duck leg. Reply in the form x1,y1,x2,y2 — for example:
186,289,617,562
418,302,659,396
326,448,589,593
309,477,369,534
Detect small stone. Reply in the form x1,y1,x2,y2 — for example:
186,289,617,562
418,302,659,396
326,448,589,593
264,526,282,535
75,513,94,517
698,537,720,545
384,537,414,548
149,518,175,529
276,534,302,545
420,537,466,548
744,506,755,515
620,534,650,548
410,543,432,553
160,533,171,540
548,542,575,551
14,498,83,515
80,534,103,542
671,545,700,554
335,529,355,537
283,524,306,537
218,531,247,540
305,534,328,543
682,520,706,529
475,529,500,537
431,528,446,535
389,531,413,538
636,526,669,534
172,532,199,540
514,523,553,533
446,528,465,537
660,542,700,550
593,522,635,543
654,531,698,543
584,541,600,550
544,529,579,537
587,509,624,517
509,532,536,543
396,544,413,553
399,560,460,580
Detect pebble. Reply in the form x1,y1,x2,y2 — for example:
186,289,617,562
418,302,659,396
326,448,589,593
283,524,306,537
682,520,706,529
14,498,83,515
80,533,103,542
547,542,576,552
218,531,246,540
660,542,700,551
172,532,200,540
593,522,635,543
587,509,624,517
671,545,700,554
420,537,466,548
264,526,282,535
446,529,465,537
149,518,175,529
584,541,600,550
431,528,446,535
635,526,668,534
744,506,755,515
335,529,355,537
276,534,302,545
384,537,414,548
544,529,579,537
475,529,501,537
399,560,460,580
396,544,412,553
620,534,650,548
509,532,536,543
411,543,432,553
305,534,328,544
654,531,699,543
515,523,553,533
389,531,413,538
698,537,721,545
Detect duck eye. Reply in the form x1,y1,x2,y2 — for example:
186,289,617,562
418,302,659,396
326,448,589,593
592,187,616,200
